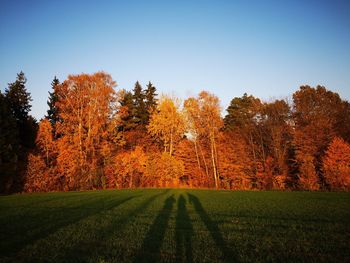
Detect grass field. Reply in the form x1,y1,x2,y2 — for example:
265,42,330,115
0,189,349,262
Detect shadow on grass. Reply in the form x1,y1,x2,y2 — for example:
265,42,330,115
56,189,171,262
133,194,176,263
176,194,193,263
0,193,137,258
188,193,237,263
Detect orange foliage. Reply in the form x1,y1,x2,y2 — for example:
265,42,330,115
20,77,350,192
24,153,48,192
144,151,184,187
217,132,253,190
55,72,117,190
112,146,147,188
175,139,209,188
323,137,350,191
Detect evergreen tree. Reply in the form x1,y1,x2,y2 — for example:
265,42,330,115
119,91,136,131
0,91,18,162
145,81,158,123
5,71,31,122
132,81,147,126
5,71,36,148
46,76,60,126
0,91,19,192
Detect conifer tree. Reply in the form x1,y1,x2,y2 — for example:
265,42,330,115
5,71,36,148
5,71,31,122
0,91,18,162
132,81,147,126
119,91,136,131
46,76,60,126
0,92,19,192
145,81,157,113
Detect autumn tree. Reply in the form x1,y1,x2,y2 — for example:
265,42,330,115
35,119,55,166
24,118,61,192
55,72,117,190
110,146,147,188
323,137,350,191
23,153,48,192
292,85,347,190
185,91,223,189
217,131,254,189
148,96,185,156
175,138,208,188
144,151,184,187
183,97,208,179
224,94,263,178
259,99,292,189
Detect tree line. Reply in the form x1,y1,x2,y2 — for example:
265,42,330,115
1,71,349,193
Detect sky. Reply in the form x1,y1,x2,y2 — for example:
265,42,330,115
0,0,350,120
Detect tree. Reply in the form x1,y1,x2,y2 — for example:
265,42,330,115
323,137,350,191
0,91,18,164
5,71,36,148
5,71,31,122
148,96,185,156
185,91,223,189
23,153,48,192
55,72,117,190
24,118,61,192
133,81,147,126
145,81,158,122
175,138,208,188
2,72,37,192
260,99,292,188
144,151,184,187
118,90,136,132
36,119,55,166
224,93,264,180
183,97,207,178
217,131,254,190
292,85,346,189
112,147,147,188
0,92,18,192
46,76,60,127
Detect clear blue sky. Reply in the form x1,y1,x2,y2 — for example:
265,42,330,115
1,0,349,119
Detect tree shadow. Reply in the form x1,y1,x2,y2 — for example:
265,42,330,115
133,194,176,263
176,194,193,263
187,193,238,263
57,189,171,262
1,193,137,258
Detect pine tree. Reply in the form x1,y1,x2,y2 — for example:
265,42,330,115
46,76,60,126
5,71,36,148
0,92,19,192
132,81,147,126
119,91,136,131
0,91,18,163
5,71,32,122
145,81,157,124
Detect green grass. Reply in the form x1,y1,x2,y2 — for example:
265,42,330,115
0,189,349,262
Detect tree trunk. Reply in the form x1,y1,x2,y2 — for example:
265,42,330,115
194,139,201,168
210,134,218,189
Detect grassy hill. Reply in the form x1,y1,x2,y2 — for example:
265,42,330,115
0,189,349,262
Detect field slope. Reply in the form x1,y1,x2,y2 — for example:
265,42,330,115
0,189,349,262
